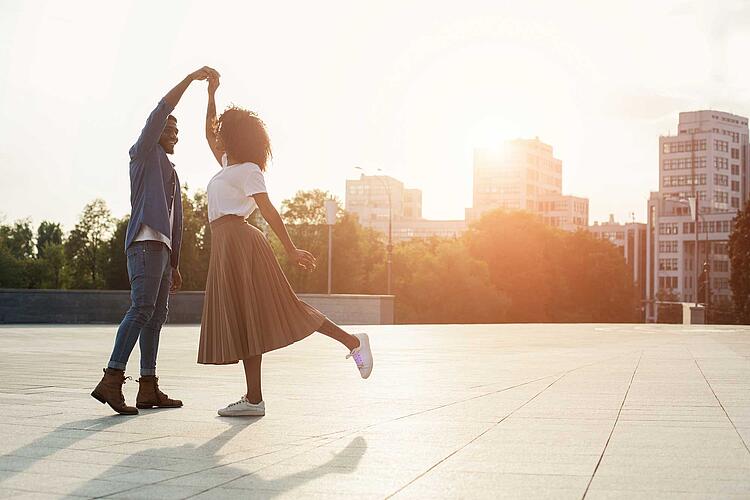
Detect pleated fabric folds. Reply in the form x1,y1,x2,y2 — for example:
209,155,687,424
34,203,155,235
198,215,326,364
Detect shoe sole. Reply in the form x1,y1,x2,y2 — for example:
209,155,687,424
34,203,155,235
218,411,265,417
91,391,138,415
136,403,183,409
357,333,373,379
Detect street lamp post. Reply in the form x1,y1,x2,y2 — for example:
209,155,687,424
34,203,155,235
355,166,393,295
324,198,337,295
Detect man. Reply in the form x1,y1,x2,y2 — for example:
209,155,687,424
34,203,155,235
92,66,219,415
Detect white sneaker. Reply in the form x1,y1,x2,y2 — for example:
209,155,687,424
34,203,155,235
346,333,373,379
217,396,265,417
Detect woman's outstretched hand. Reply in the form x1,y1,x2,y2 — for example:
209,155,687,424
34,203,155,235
208,71,220,94
288,248,317,271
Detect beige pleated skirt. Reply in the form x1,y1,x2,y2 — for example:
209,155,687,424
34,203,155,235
198,215,326,364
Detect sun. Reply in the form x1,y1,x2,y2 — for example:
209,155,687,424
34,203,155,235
465,117,527,152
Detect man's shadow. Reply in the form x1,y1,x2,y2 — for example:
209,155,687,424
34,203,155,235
59,417,367,498
0,415,129,484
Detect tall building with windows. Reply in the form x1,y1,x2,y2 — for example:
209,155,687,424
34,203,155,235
346,175,422,223
646,110,749,321
466,137,589,231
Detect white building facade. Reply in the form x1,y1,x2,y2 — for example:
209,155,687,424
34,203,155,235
646,110,749,321
345,174,466,242
467,138,589,231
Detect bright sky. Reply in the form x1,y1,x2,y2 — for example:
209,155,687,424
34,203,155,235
2,0,750,231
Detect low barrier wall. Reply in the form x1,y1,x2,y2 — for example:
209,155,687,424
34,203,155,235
0,289,394,325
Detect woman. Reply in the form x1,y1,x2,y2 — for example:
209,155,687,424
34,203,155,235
198,73,373,417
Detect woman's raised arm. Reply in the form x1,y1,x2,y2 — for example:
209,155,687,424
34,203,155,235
205,73,224,166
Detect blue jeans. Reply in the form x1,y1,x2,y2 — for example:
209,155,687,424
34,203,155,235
108,241,171,376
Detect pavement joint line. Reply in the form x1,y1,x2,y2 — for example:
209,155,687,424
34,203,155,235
181,435,359,499
384,374,568,499
384,350,645,499
581,351,643,500
693,358,750,456
180,371,581,498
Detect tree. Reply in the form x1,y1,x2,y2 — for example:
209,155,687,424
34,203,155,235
274,190,339,293
1,219,34,260
104,216,130,290
37,221,63,258
466,209,637,323
178,187,212,291
391,238,508,323
65,199,114,289
729,202,750,323
281,189,338,225
466,210,561,322
554,230,637,322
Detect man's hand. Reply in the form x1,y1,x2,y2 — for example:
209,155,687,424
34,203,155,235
170,267,183,294
189,66,219,82
164,66,220,108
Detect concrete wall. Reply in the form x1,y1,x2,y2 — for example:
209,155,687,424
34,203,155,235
0,289,394,325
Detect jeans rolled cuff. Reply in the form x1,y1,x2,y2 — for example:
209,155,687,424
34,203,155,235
108,360,127,370
140,368,157,376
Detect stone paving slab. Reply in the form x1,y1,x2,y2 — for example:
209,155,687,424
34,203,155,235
0,323,748,499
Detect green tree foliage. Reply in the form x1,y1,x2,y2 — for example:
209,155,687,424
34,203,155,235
64,199,114,289
466,210,561,322
179,188,211,290
37,221,63,258
729,202,750,323
466,210,637,323
392,238,508,323
281,189,334,225
1,219,35,260
554,230,638,322
2,194,643,325
104,216,130,290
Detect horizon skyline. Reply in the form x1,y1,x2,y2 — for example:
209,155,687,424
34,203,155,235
3,0,750,231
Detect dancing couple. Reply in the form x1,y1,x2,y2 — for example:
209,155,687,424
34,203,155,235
91,66,374,417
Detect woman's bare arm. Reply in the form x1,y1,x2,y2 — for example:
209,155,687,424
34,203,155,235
254,192,317,270
205,74,224,166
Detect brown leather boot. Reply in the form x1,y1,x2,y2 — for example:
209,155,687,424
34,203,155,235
91,368,138,415
136,376,183,409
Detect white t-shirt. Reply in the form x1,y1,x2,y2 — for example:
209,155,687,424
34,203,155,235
134,195,174,250
207,154,267,223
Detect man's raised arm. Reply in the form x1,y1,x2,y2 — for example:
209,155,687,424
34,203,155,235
130,66,218,159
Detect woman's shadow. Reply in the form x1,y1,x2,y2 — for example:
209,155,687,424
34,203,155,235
57,417,368,498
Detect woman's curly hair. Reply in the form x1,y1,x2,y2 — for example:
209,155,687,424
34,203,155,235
214,105,272,171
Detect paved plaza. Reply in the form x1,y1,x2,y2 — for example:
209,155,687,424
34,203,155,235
0,324,749,499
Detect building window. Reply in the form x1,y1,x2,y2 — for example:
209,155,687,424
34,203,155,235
714,140,729,152
713,277,729,290
713,260,729,273
659,223,679,235
663,139,707,153
731,148,740,159
731,164,740,175
714,174,729,186
659,240,678,253
658,276,678,289
714,191,729,204
714,157,729,170
659,258,679,271
732,197,740,209
731,180,740,192
714,242,728,255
